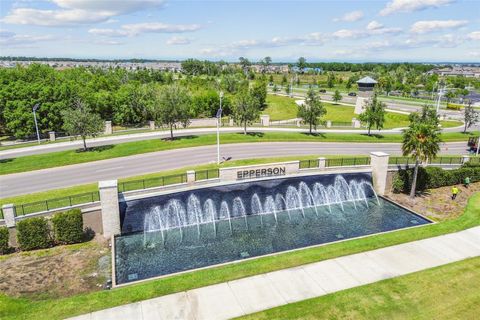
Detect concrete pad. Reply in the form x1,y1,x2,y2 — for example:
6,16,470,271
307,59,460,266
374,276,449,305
335,252,396,284
441,233,480,257
415,238,467,263
186,283,244,320
67,315,92,320
91,302,142,320
228,274,287,314
462,228,480,244
264,267,326,303
302,259,362,293
141,292,193,320
364,245,428,275
400,242,449,268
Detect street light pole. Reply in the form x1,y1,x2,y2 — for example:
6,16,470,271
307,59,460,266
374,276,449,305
32,103,40,144
216,91,224,164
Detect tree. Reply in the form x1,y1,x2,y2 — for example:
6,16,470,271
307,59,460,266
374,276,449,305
297,57,307,73
332,90,342,104
272,84,279,93
464,101,479,133
268,74,274,84
358,94,386,136
281,74,287,87
61,99,104,151
285,85,291,96
153,85,191,139
250,80,267,109
327,72,335,88
238,57,251,73
402,114,442,198
233,90,261,134
297,89,326,134
444,91,456,103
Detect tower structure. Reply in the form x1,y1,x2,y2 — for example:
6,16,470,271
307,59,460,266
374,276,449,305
354,76,377,114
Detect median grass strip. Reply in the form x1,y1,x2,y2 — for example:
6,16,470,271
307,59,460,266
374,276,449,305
0,192,478,320
238,256,480,320
1,131,477,175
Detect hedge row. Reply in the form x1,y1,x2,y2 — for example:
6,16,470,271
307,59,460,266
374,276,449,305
0,226,9,254
393,162,480,193
15,209,84,252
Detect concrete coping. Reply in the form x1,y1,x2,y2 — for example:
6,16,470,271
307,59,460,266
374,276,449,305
186,170,195,174
99,180,118,189
370,151,390,157
2,204,14,209
220,161,300,171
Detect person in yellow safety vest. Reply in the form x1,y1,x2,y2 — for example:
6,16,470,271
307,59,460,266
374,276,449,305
451,186,459,200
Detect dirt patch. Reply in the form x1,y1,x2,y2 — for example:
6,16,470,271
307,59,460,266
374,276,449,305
386,182,480,221
0,236,110,299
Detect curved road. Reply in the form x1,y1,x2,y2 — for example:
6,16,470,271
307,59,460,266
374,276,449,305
0,141,469,198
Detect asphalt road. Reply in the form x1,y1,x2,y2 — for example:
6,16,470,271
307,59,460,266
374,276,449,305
0,141,470,198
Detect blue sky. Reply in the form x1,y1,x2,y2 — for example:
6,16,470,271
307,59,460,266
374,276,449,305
0,0,479,62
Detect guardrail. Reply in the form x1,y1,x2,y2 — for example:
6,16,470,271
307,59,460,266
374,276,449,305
14,191,100,216
118,173,188,192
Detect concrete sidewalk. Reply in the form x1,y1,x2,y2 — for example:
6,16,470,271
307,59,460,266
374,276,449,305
69,226,480,320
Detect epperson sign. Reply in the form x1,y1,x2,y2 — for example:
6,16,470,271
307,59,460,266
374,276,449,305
237,167,286,180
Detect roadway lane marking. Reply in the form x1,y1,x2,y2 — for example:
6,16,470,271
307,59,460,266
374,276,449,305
94,166,124,173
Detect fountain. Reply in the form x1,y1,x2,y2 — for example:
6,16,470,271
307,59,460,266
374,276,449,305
116,173,430,284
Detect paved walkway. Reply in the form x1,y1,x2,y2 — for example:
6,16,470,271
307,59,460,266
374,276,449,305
70,226,480,320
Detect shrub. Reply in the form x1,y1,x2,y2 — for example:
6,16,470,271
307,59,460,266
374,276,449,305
392,164,480,193
446,103,462,110
16,217,52,251
0,226,9,254
52,209,84,244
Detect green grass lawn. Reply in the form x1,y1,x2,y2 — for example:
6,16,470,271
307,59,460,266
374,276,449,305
0,192,478,320
1,131,476,175
238,256,480,320
264,94,462,129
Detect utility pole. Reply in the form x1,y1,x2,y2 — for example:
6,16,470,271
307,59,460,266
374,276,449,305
216,91,223,164
32,103,40,144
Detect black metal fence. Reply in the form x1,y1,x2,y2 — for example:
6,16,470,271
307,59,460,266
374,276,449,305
299,159,319,169
195,169,220,181
326,157,370,167
330,121,352,127
118,173,187,192
0,208,3,220
389,156,464,165
15,191,100,216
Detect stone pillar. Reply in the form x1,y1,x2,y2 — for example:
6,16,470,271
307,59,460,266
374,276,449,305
462,155,470,164
186,170,196,185
104,121,113,135
149,120,155,130
1,204,16,228
318,157,326,169
354,96,367,115
229,118,234,126
296,120,302,127
260,115,270,127
370,152,390,196
99,180,120,238
352,119,361,128
326,120,332,128
49,131,56,141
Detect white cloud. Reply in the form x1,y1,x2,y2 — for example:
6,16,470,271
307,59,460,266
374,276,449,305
89,22,201,37
333,22,401,39
0,30,55,46
467,31,480,40
166,36,191,45
2,0,165,26
366,21,383,31
410,20,468,33
380,0,455,16
333,10,363,22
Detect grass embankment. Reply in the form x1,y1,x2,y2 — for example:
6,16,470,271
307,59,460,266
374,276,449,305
239,256,480,320
1,131,475,175
265,94,461,128
0,192,478,320
0,155,360,206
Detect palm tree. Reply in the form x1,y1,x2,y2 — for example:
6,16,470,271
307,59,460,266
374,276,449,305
402,116,442,198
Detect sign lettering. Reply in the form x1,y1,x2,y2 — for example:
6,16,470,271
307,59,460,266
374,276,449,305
236,167,286,180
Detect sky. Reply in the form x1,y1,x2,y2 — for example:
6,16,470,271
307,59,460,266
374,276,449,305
0,0,479,62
